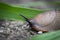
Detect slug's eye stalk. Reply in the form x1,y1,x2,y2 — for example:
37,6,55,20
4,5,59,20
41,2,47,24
20,14,33,27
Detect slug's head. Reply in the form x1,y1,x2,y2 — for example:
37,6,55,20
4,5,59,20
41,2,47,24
20,14,48,34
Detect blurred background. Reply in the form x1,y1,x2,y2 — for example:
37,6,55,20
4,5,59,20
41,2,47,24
0,0,60,10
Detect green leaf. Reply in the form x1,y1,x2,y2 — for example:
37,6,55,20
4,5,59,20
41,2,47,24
0,3,44,20
30,30,60,40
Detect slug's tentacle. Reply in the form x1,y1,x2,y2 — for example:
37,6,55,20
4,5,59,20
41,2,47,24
20,14,33,27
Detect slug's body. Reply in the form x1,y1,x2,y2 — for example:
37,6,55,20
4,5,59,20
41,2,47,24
20,10,60,33
31,10,60,31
